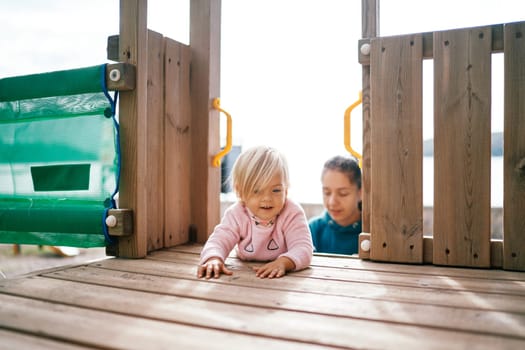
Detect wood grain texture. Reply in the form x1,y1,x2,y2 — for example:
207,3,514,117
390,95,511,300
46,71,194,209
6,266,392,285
164,38,192,247
370,34,424,263
503,22,525,271
114,0,149,258
106,63,136,91
0,329,92,350
107,209,133,236
145,29,166,252
0,293,330,350
1,245,524,349
189,0,222,243
433,26,492,267
360,0,378,235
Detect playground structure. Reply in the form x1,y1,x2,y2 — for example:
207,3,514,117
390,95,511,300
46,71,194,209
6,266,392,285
1,0,523,271
109,0,524,272
0,1,524,348
0,0,219,258
358,8,525,271
3,2,525,271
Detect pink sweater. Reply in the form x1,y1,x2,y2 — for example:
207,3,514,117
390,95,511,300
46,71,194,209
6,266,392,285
199,199,313,271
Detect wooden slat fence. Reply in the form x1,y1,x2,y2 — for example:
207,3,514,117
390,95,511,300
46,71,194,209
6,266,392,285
109,0,219,258
362,21,525,271
109,28,193,257
147,32,193,251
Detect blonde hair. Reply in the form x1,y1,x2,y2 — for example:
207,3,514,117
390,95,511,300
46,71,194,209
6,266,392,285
231,146,289,201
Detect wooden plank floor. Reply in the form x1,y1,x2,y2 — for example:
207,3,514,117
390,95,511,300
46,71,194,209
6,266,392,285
1,243,525,349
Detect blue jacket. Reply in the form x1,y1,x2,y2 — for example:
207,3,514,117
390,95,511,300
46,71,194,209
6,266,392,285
309,212,362,255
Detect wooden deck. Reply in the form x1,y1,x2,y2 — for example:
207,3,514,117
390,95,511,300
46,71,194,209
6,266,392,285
1,244,524,349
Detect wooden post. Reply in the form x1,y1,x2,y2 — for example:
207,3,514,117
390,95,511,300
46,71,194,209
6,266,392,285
190,1,221,243
359,0,379,259
111,0,149,258
503,22,525,271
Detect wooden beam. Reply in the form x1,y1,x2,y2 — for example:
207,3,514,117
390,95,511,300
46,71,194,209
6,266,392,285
358,232,371,259
189,0,221,243
423,237,433,264
491,240,503,269
106,63,136,91
360,0,379,245
107,35,119,61
106,209,133,237
359,24,504,65
362,234,503,267
361,0,379,39
503,21,525,271
109,0,149,258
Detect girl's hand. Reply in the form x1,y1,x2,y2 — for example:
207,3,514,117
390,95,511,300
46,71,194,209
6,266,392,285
253,256,295,279
197,258,233,279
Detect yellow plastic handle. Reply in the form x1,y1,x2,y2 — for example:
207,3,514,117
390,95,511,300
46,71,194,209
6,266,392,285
211,98,233,167
344,91,363,168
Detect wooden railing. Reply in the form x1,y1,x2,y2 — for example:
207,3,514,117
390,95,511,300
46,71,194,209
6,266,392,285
359,21,525,271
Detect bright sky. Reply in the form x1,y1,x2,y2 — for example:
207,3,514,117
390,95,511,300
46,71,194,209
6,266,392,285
1,0,524,203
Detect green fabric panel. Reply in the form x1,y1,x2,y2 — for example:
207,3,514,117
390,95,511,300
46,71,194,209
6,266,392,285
0,93,109,123
0,199,105,234
31,164,91,191
0,231,106,248
0,64,117,248
0,65,103,102
0,114,116,164
0,114,117,200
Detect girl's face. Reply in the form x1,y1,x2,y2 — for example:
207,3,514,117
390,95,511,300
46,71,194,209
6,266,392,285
244,172,287,222
322,169,362,227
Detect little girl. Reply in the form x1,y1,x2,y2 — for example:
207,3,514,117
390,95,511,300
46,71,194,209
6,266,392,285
309,155,362,255
197,146,313,279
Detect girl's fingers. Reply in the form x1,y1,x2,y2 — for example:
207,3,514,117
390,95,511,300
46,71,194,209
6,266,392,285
202,262,281,279
269,269,283,278
254,266,283,279
205,264,216,279
198,262,233,279
222,265,234,275
196,265,205,278
214,264,222,278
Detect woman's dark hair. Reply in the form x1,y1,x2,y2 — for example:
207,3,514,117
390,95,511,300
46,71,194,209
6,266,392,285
322,155,362,211
322,155,361,189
